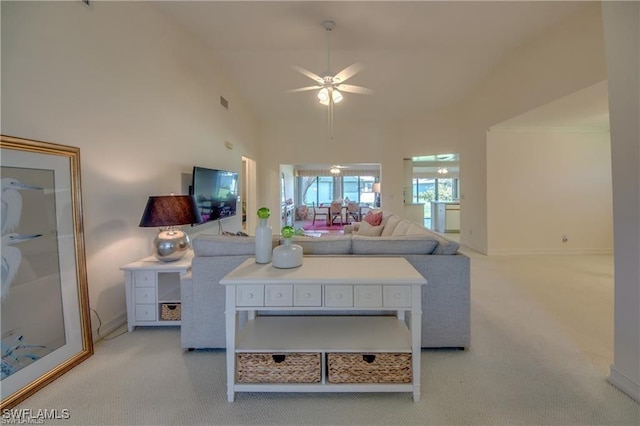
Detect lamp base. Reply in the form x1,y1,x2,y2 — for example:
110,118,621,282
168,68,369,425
153,228,190,262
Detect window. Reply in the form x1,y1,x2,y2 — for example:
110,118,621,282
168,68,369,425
342,176,376,204
413,177,459,227
297,175,377,205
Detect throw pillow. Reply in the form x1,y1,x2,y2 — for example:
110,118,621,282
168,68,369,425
363,210,383,226
357,220,384,237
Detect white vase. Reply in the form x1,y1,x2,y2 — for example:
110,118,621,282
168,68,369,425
255,218,272,264
272,237,303,269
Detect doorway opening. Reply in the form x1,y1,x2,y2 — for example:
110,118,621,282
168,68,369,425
410,154,460,232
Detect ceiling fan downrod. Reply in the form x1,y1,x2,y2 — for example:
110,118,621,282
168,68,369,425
323,20,335,76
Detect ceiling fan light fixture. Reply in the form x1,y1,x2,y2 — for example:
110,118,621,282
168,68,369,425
318,87,330,104
332,89,343,104
330,166,341,174
290,20,372,139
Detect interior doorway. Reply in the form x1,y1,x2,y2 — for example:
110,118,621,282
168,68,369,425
242,156,257,233
409,154,460,232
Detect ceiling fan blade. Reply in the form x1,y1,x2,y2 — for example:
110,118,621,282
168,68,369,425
287,85,322,93
293,65,324,84
337,84,374,95
333,62,364,83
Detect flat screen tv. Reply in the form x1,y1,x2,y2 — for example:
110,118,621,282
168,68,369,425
191,166,239,223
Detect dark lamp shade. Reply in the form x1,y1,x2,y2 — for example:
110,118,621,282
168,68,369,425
139,195,203,227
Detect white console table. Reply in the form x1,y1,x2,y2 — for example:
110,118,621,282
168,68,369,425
121,251,193,332
220,256,427,402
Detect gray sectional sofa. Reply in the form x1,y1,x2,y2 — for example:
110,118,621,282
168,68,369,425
181,211,470,350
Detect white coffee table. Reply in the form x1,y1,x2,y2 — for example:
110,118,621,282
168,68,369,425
220,256,427,402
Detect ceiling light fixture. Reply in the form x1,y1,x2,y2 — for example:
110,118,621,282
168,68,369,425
330,166,341,175
437,167,449,175
318,87,343,106
289,20,373,139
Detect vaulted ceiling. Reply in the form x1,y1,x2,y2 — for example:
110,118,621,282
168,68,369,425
154,1,604,127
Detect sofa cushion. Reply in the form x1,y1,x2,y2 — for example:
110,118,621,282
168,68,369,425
363,210,383,226
352,235,438,255
406,223,432,236
381,215,402,236
357,220,384,236
391,220,412,236
192,234,277,257
430,235,460,255
290,235,352,254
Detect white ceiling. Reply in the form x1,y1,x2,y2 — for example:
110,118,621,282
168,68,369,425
154,1,605,127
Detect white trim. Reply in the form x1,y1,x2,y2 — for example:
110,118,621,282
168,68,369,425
489,126,610,133
609,365,640,403
487,248,614,256
92,311,127,343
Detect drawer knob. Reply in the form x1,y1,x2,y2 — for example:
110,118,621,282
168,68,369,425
276,293,282,298
394,293,400,299
247,293,253,299
305,293,311,298
365,293,371,299
336,293,342,299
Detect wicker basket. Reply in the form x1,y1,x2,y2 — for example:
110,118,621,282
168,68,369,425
236,353,321,383
327,352,412,383
160,303,181,321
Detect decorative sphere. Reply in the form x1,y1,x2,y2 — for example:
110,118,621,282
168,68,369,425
281,226,295,238
257,207,271,219
153,229,190,262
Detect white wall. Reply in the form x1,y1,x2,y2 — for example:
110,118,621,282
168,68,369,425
455,4,607,253
1,2,259,335
487,129,612,254
602,1,640,402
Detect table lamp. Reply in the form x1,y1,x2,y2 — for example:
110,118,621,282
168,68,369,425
372,183,381,208
139,195,203,262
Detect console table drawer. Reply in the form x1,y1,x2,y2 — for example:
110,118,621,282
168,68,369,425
265,285,293,306
294,285,322,306
383,286,412,307
134,287,156,303
237,285,264,306
354,285,382,307
325,285,353,307
134,271,157,287
135,304,156,321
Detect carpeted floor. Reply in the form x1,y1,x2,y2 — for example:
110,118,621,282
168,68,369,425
10,248,640,425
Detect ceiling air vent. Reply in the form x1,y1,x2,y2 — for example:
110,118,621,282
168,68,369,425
220,96,229,109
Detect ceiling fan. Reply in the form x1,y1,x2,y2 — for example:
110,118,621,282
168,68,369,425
288,20,374,139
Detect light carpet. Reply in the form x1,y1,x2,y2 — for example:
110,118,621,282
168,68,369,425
11,249,640,425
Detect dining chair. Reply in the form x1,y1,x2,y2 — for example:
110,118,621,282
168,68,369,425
330,201,343,226
346,201,360,224
312,202,328,225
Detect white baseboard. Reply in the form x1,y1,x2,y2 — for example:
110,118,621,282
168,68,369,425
487,248,614,256
91,311,127,343
609,365,640,403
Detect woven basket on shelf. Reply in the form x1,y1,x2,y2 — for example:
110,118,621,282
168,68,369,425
327,352,412,383
236,353,321,383
160,303,181,321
